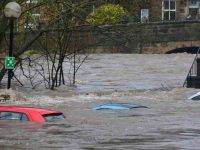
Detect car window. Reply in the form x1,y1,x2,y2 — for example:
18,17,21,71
191,95,200,100
0,112,29,121
42,113,65,122
21,114,29,121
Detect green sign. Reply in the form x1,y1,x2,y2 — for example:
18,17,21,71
5,56,15,69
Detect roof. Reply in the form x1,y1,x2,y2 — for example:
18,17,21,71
0,106,61,115
188,92,200,100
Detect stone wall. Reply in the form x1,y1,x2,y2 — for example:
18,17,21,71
92,21,200,53
142,41,200,53
2,21,199,56
28,21,200,54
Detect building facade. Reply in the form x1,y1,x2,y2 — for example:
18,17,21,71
127,0,200,22
19,0,200,30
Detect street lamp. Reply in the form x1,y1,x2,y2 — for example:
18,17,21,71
4,2,21,89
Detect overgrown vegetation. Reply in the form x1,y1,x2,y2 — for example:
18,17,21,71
86,4,127,25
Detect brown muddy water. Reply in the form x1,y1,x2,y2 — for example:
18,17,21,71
0,54,200,149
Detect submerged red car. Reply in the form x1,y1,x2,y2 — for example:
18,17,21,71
0,106,65,123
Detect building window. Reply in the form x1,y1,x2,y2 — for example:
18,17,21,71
26,0,38,4
188,0,199,8
187,0,200,20
162,0,176,21
141,9,149,23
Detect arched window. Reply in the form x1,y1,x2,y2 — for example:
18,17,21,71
162,0,176,21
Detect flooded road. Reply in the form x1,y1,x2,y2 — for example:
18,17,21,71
1,54,200,149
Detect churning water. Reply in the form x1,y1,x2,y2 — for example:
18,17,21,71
1,54,200,149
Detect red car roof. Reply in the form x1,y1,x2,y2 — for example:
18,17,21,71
0,106,64,123
0,106,61,115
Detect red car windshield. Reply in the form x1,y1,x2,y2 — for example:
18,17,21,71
42,113,65,122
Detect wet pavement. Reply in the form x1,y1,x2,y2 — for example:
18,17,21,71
0,54,200,149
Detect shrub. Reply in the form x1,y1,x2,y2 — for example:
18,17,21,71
86,4,127,25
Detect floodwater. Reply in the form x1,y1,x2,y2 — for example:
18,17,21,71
1,54,200,149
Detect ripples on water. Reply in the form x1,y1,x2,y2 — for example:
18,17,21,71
1,54,200,149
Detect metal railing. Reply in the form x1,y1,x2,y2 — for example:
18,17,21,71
183,47,200,87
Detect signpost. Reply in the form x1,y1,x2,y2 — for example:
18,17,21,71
5,56,15,69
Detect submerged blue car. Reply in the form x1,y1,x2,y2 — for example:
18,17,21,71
92,103,148,111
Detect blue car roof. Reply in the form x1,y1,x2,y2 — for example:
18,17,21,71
92,103,148,111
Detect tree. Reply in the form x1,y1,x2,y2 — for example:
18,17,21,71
0,0,141,90
0,0,109,90
86,4,127,25
0,0,54,83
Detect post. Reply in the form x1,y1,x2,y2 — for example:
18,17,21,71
4,2,21,89
197,58,200,76
73,48,76,85
7,19,14,89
